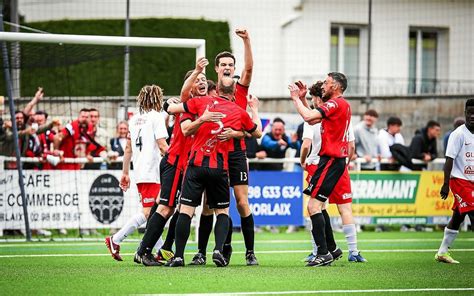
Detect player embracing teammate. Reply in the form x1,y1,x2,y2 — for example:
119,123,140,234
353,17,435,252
289,72,366,266
296,79,366,265
190,28,260,266
165,76,262,267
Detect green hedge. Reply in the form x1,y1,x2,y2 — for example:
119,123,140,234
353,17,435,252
0,18,231,97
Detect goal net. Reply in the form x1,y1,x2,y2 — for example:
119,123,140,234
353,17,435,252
0,31,205,240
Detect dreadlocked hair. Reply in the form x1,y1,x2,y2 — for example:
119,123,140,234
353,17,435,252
137,84,164,114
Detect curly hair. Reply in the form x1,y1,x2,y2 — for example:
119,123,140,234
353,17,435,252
136,85,164,114
309,81,323,98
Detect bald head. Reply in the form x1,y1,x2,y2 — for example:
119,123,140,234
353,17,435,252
218,76,235,97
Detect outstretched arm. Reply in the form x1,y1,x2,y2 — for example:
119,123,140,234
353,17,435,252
236,28,253,87
288,83,322,123
295,80,310,109
23,87,43,115
247,94,262,135
180,57,209,102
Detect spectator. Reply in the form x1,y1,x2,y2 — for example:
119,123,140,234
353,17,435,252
22,87,44,122
109,121,129,170
89,108,108,148
110,121,129,156
1,87,43,158
260,117,300,170
378,116,406,171
39,126,60,169
409,120,441,170
443,117,465,154
53,108,105,170
354,109,379,170
85,108,107,170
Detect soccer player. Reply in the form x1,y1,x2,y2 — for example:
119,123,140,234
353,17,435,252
165,76,262,267
133,58,228,266
105,85,169,261
191,28,259,266
288,72,352,267
435,99,474,264
298,80,366,264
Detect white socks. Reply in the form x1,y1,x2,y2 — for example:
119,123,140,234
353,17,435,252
112,213,146,244
438,227,459,254
154,236,164,252
343,224,359,255
310,223,359,256
311,235,318,255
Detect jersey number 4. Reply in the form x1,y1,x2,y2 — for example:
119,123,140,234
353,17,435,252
135,129,143,151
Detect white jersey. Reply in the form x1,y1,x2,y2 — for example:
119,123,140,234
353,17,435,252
377,128,405,158
445,124,474,181
303,120,354,165
128,110,168,183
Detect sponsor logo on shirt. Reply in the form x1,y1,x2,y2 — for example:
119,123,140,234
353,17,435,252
464,165,474,175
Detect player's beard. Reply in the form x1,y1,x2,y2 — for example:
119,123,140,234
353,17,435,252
321,92,331,102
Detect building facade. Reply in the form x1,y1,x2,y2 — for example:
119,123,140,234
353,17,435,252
19,0,474,98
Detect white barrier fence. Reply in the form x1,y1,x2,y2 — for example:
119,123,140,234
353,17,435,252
0,156,453,237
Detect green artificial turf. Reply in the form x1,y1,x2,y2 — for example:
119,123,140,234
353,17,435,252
0,231,473,295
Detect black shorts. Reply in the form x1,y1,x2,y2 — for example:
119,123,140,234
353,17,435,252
303,156,346,202
158,155,183,207
228,150,249,187
180,165,230,209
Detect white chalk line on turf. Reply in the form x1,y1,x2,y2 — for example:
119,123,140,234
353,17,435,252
146,288,474,295
1,238,473,247
1,248,473,258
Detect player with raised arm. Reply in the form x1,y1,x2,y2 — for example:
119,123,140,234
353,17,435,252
289,72,352,267
298,80,366,264
165,76,262,267
435,99,474,264
105,85,168,262
191,28,259,266
133,58,228,266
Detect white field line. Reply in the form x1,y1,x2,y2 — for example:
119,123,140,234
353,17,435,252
145,288,474,295
1,248,473,258
1,238,473,248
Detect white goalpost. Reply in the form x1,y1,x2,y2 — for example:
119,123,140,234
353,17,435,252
0,32,206,57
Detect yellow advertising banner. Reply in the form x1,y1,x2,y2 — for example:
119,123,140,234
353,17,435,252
303,171,453,219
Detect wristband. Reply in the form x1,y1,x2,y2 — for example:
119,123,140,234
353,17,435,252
163,101,170,113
